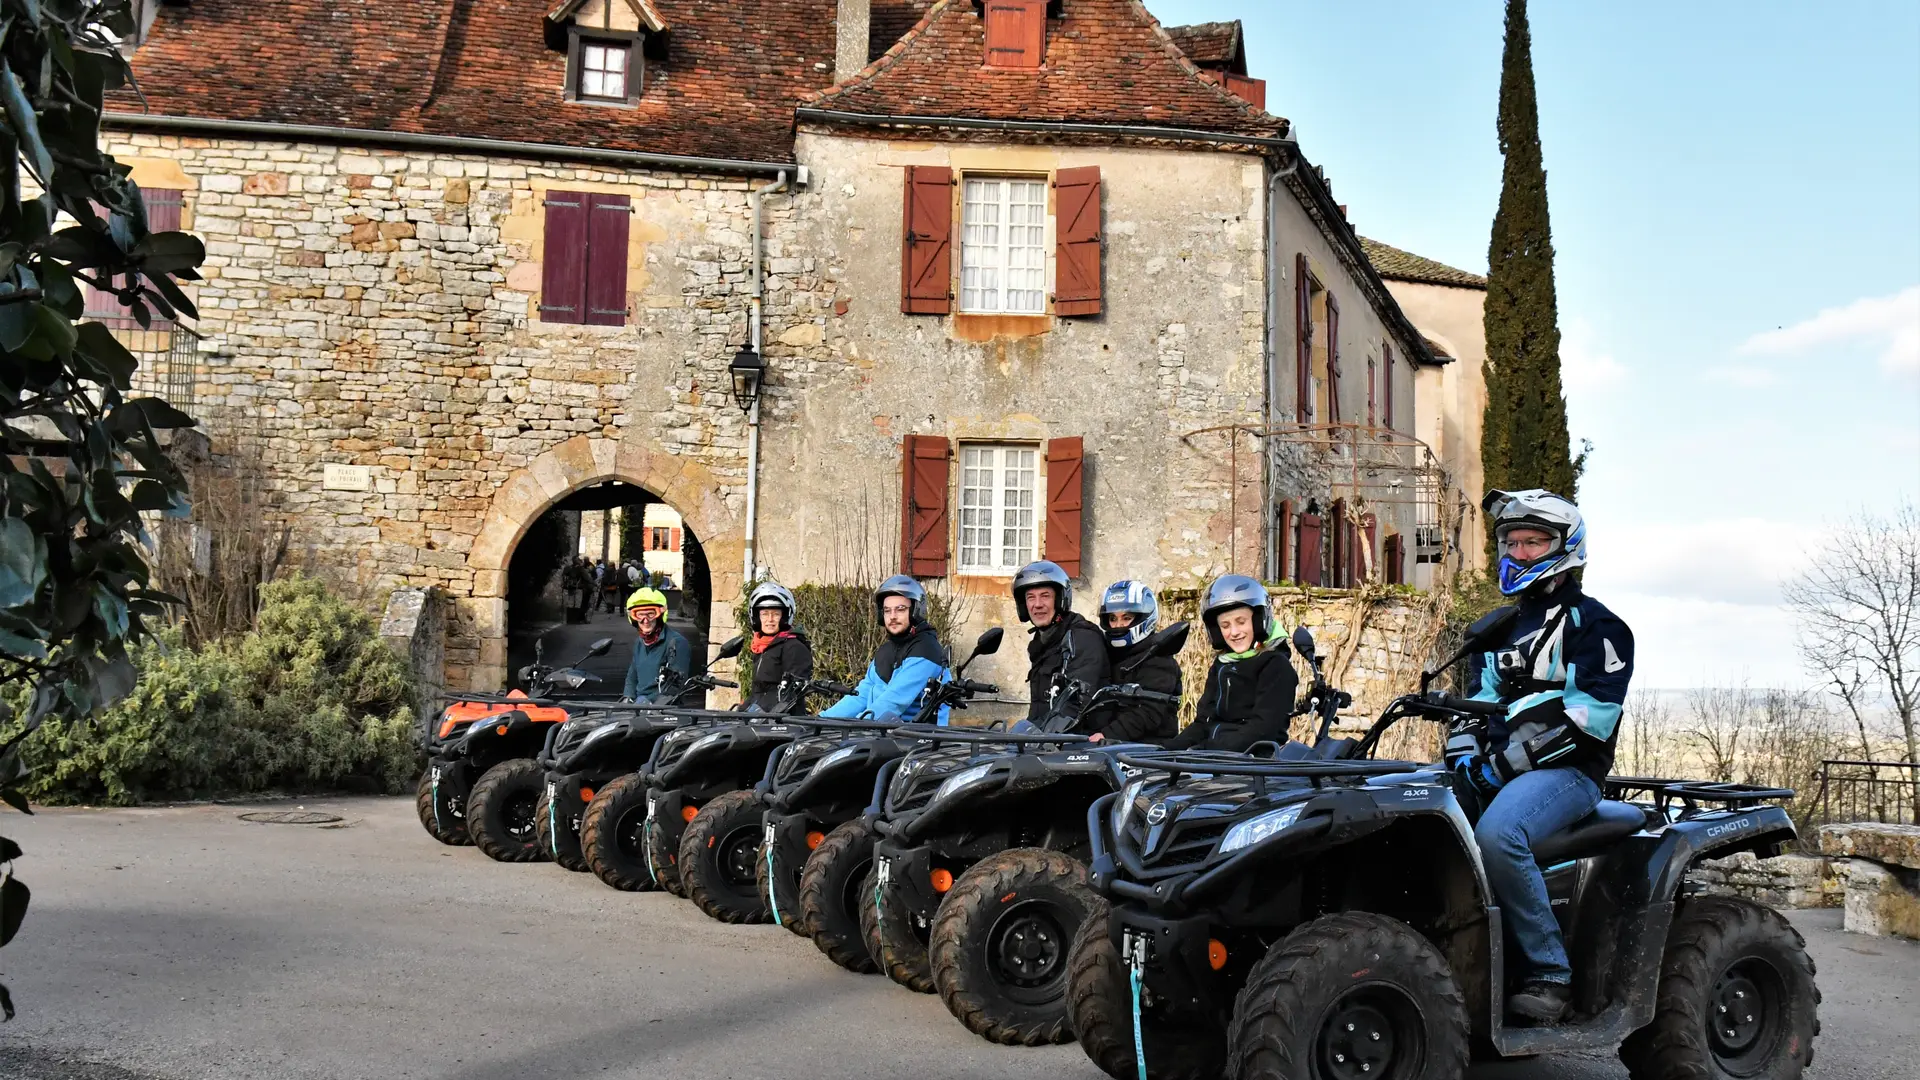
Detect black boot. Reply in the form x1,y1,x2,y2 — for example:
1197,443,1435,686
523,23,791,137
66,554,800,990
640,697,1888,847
1507,980,1571,1023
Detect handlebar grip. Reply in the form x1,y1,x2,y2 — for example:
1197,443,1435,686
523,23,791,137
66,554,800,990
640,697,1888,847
1136,690,1179,705
958,678,999,696
712,678,739,689
818,681,857,698
1435,693,1506,718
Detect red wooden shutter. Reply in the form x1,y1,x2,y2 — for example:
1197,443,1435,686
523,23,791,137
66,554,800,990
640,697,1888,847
1223,74,1267,109
1361,514,1378,582
1296,512,1323,586
901,166,953,314
669,528,680,552
1275,500,1292,583
1367,357,1377,427
1384,343,1396,430
984,0,1046,69
585,192,631,326
1294,254,1312,423
1326,295,1341,424
1053,166,1102,316
1384,534,1404,585
900,434,952,575
541,190,589,323
1044,436,1085,576
86,189,185,327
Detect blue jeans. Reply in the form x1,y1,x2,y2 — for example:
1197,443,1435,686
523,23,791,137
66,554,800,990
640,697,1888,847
1473,767,1601,985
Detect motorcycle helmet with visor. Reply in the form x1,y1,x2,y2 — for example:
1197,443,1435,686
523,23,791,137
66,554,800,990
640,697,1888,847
1200,574,1273,652
748,581,798,632
1484,488,1587,596
873,574,927,626
1098,580,1159,648
1011,560,1073,624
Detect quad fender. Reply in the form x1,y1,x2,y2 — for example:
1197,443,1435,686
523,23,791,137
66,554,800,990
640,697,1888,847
459,710,553,767
1628,804,1797,906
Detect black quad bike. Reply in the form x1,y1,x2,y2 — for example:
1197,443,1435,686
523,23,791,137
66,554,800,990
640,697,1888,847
1067,613,1818,1080
870,624,1190,1047
757,628,1006,969
538,639,745,873
415,635,614,859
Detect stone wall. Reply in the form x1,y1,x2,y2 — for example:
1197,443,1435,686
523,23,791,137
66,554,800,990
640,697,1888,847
104,132,808,687
1690,852,1847,910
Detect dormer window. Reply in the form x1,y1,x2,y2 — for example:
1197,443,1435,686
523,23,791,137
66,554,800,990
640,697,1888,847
578,40,632,102
983,0,1048,70
547,0,668,107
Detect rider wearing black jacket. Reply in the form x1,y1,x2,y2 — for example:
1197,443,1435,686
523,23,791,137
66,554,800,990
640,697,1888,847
1078,580,1181,743
1161,574,1297,752
1013,561,1110,729
744,581,814,712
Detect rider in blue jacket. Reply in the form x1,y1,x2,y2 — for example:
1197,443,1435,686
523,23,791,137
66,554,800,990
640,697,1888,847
1453,489,1635,1024
820,575,953,725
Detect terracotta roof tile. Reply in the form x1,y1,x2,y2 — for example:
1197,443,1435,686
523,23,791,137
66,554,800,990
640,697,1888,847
807,0,1285,137
1164,20,1243,72
110,0,843,163
1360,237,1488,290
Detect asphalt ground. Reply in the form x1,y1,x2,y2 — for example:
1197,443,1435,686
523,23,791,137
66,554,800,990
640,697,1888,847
1,796,1912,1080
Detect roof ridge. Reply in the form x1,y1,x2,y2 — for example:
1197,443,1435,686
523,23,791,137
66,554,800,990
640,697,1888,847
1126,1,1282,131
805,0,954,105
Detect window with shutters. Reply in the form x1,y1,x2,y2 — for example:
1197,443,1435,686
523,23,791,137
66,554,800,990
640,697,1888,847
540,190,631,325
957,443,1040,573
1294,257,1327,425
1367,355,1378,428
85,188,184,328
1383,342,1396,430
960,177,1048,315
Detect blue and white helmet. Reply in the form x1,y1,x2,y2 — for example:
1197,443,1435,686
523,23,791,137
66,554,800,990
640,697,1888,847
1098,580,1158,648
1484,489,1587,596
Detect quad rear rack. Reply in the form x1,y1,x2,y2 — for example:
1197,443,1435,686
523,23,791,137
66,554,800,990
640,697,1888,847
1606,776,1795,817
1115,750,1420,792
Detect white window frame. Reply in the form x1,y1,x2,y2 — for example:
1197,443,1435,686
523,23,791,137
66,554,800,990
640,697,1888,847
957,443,1041,573
959,176,1050,315
578,40,631,102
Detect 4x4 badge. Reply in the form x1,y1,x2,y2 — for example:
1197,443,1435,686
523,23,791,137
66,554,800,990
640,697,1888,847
1146,801,1168,825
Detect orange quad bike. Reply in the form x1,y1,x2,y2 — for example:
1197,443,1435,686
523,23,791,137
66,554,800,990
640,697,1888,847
416,636,614,859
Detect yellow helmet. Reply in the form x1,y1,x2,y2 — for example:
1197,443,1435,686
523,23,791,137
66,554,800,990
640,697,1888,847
625,587,668,612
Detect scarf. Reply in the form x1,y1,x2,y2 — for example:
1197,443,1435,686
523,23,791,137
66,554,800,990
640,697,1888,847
751,630,796,655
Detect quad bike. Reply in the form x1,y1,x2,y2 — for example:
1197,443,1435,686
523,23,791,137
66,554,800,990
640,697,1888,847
870,624,1190,1046
539,639,745,873
1067,612,1818,1080
756,628,1004,969
415,635,614,858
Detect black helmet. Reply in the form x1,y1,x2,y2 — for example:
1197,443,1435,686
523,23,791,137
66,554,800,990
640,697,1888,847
874,574,927,626
1201,574,1272,651
1098,580,1158,648
1011,560,1072,624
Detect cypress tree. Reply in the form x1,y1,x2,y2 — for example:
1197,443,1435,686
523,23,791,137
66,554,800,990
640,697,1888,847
1482,0,1577,511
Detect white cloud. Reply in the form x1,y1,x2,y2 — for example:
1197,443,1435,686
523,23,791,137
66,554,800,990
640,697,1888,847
1600,592,1808,690
1559,317,1629,394
1736,284,1920,378
1702,364,1782,388
1583,518,1825,608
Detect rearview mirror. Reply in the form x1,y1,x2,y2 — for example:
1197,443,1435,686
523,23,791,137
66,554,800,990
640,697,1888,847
1291,625,1316,658
973,627,1005,656
717,635,746,660
1465,606,1520,648
585,637,614,658
534,637,546,664
1149,621,1191,658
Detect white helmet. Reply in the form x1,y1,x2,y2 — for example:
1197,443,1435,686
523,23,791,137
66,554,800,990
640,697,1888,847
1484,489,1587,596
748,581,798,631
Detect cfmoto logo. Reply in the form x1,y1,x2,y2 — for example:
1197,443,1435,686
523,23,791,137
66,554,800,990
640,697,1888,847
1146,802,1168,826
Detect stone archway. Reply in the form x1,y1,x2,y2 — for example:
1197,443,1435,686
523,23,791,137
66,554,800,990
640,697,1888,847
457,434,743,690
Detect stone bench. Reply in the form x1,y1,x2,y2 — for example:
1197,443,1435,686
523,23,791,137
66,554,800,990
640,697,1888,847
1817,822,1920,941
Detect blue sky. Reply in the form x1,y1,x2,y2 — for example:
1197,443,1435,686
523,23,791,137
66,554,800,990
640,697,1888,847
1151,0,1920,687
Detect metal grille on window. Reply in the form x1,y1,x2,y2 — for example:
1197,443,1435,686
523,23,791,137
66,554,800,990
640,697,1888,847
960,178,1046,315
958,445,1038,571
581,43,628,99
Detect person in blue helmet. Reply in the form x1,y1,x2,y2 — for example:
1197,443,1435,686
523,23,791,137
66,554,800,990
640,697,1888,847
819,575,954,725
1450,489,1635,1024
1077,580,1182,744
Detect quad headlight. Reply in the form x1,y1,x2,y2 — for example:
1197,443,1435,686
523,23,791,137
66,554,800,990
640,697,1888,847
816,745,859,771
1112,778,1146,834
1218,803,1307,854
935,762,996,801
687,731,728,755
579,723,619,748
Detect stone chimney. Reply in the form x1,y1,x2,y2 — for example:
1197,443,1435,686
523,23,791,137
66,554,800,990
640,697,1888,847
835,0,871,83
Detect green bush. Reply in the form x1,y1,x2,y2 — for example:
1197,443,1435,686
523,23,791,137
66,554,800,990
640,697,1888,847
3,577,417,805
734,581,963,690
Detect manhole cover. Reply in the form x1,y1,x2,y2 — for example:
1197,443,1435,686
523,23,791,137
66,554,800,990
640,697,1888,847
237,810,343,825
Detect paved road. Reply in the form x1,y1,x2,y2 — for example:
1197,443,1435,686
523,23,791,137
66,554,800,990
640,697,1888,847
1,797,1912,1080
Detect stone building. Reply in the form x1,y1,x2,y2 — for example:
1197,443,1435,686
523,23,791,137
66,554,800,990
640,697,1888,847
106,0,1469,696
1361,238,1493,576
